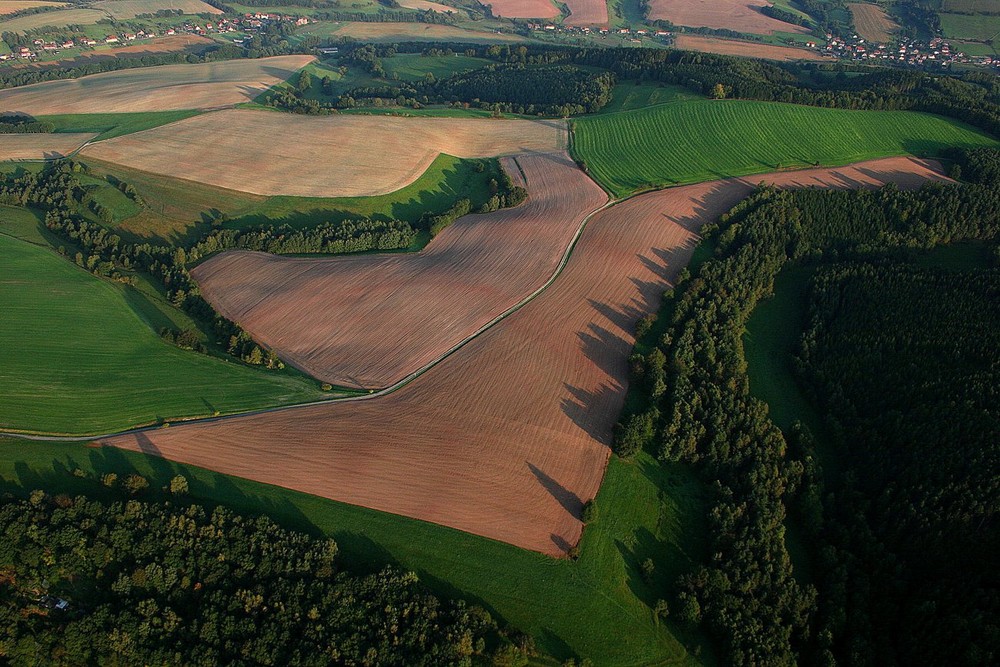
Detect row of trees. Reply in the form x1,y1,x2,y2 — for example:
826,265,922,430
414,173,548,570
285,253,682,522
617,147,1000,664
0,488,518,665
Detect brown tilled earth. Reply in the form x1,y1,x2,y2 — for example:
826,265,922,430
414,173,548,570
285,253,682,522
100,157,947,556
673,34,825,61
479,0,560,18
564,0,608,25
82,109,568,197
0,55,313,114
192,152,608,389
329,22,526,42
848,3,898,43
0,133,95,160
650,0,810,34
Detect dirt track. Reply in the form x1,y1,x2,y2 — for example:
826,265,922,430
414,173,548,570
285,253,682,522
101,157,948,556
192,152,607,389
82,110,567,197
0,133,95,160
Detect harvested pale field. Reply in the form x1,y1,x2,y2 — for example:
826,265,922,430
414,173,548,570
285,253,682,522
564,0,607,25
92,0,222,19
848,3,898,44
83,109,568,197
101,157,947,556
0,1,65,16
0,55,313,114
193,152,607,389
650,0,809,34
328,21,525,42
478,0,559,19
0,8,105,31
673,34,825,61
0,132,94,160
397,0,455,11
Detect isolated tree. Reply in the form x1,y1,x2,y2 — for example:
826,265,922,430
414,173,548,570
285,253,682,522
169,475,189,495
712,83,726,100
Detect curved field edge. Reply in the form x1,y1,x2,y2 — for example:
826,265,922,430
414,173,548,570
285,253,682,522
0,231,327,436
572,100,999,197
0,437,709,666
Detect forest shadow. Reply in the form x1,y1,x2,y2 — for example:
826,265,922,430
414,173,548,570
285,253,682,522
561,382,622,442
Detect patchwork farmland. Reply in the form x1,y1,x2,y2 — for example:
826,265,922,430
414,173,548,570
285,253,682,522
0,55,313,114
101,157,948,556
672,34,825,60
573,99,998,196
82,109,568,197
191,152,607,389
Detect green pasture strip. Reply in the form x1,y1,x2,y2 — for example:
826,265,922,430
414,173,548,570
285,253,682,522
573,100,999,197
39,110,202,142
0,233,324,435
0,436,711,666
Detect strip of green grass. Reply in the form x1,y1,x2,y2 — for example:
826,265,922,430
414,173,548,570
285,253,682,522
597,82,705,115
573,100,1000,197
39,110,202,142
0,232,326,435
0,435,710,666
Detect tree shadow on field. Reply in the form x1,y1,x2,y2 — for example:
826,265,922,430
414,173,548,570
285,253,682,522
561,382,622,444
577,322,630,378
527,462,583,518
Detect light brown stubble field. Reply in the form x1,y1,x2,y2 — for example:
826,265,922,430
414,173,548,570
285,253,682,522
848,3,898,43
0,55,313,114
101,157,948,556
673,34,825,61
0,133,95,160
0,1,65,15
92,0,222,19
649,0,810,34
82,109,568,197
191,152,608,389
564,0,607,25
477,0,559,18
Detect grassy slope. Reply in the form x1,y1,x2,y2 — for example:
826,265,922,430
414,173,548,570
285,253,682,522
0,229,325,435
0,435,710,666
940,12,1000,41
598,82,705,114
82,153,504,243
40,110,203,142
573,100,1000,197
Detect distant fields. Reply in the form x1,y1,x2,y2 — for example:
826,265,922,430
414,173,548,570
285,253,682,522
0,8,105,31
0,231,324,435
92,0,221,19
573,100,999,197
940,12,1000,42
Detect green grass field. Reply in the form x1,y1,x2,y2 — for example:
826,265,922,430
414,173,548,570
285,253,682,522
0,229,326,435
0,434,711,666
40,110,203,142
940,12,1000,41
598,82,705,114
82,153,503,243
381,53,492,81
572,100,1000,197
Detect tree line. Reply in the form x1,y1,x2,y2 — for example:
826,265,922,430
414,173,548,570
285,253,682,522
616,146,1000,665
0,485,527,665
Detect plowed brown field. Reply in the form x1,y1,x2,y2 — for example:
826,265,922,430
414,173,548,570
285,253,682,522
192,152,607,389
650,0,809,34
82,109,568,197
848,3,898,43
0,132,95,160
673,34,825,61
100,157,947,556
564,0,607,25
478,0,559,18
0,55,313,114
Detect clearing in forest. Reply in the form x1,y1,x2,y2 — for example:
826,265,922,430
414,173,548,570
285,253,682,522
92,0,222,19
101,157,948,557
82,109,568,197
0,55,314,114
191,152,608,389
848,3,898,43
0,133,95,160
573,99,998,197
672,34,824,61
649,0,810,35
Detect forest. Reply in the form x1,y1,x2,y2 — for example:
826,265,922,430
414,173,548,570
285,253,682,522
0,486,516,665
619,146,1000,665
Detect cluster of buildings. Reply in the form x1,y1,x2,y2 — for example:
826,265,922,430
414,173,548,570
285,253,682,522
526,23,671,43
815,33,997,69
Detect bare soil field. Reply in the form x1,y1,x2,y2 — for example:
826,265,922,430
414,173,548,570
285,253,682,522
564,0,607,25
478,0,559,18
397,0,455,11
82,109,568,197
193,152,607,389
101,157,947,556
0,132,95,160
649,0,809,34
327,22,525,42
0,1,65,16
848,3,898,43
92,0,222,19
0,55,313,114
0,8,105,31
673,34,825,61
